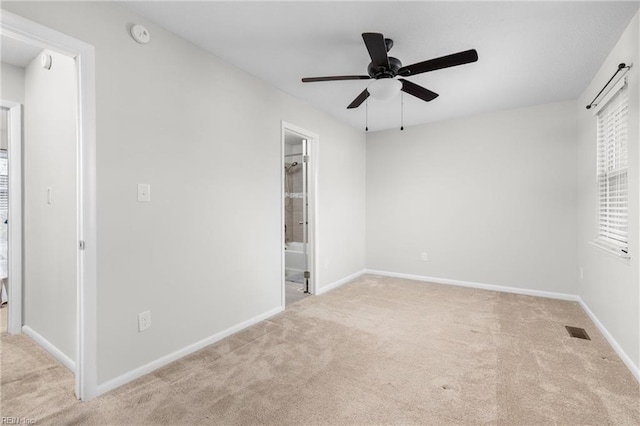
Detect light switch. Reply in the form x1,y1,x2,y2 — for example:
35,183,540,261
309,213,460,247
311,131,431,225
137,184,151,202
47,187,53,204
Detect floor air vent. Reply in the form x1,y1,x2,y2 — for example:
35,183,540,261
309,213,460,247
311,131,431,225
565,326,590,340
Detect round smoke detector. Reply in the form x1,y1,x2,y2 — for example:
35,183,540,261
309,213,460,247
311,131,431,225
130,24,151,44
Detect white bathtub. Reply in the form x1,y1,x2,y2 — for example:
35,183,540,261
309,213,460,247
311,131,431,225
285,242,307,273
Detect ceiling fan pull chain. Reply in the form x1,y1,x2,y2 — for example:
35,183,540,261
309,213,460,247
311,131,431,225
365,99,369,132
400,92,404,131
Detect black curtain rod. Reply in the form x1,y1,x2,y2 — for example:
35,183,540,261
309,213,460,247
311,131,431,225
586,63,630,110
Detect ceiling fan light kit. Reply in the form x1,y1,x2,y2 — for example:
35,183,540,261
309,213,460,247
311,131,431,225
368,78,402,101
302,32,478,131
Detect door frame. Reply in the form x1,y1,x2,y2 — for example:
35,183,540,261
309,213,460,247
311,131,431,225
0,100,23,336
281,121,319,305
1,11,98,401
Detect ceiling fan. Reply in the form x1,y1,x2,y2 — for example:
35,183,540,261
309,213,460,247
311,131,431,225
301,33,478,109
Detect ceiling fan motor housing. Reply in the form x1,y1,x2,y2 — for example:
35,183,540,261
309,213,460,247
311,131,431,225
368,56,402,79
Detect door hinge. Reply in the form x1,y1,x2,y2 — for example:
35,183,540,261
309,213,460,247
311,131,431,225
79,240,85,250
303,155,310,163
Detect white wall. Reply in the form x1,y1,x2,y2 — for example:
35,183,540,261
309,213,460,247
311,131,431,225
366,100,578,294
0,62,25,150
23,50,78,361
1,2,366,384
577,12,639,370
0,62,25,104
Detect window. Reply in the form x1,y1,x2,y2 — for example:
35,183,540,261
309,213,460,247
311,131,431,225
0,150,6,223
596,81,628,256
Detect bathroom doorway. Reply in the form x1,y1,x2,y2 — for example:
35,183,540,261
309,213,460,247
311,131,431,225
282,122,317,306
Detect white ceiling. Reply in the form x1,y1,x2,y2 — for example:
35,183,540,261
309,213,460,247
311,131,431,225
121,1,639,132
1,34,42,68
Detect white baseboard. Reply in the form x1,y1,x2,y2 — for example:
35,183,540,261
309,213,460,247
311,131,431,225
365,269,639,382
316,269,366,295
92,269,639,397
577,298,640,382
365,269,580,301
22,325,76,373
96,306,284,397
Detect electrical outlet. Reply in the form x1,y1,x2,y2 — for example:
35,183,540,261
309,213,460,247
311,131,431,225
421,252,428,261
138,310,151,332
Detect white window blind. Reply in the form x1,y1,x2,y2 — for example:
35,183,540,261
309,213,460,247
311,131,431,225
0,151,7,224
596,82,628,255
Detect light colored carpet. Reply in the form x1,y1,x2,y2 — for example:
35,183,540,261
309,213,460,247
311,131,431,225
0,327,76,422
1,274,638,424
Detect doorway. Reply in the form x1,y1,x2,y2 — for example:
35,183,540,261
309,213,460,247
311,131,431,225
1,37,79,400
0,101,22,339
0,108,9,332
282,122,317,306
1,11,98,400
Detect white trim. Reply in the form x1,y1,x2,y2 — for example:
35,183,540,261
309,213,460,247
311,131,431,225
22,325,76,373
281,121,319,301
365,269,580,301
316,269,366,295
1,11,98,401
578,298,640,382
0,101,23,336
588,240,631,261
280,130,286,308
75,27,98,403
365,269,639,382
309,134,319,295
97,306,284,397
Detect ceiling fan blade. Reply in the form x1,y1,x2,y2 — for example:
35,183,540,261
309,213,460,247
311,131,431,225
398,49,478,76
347,89,370,109
302,75,371,83
399,79,439,102
362,32,390,68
